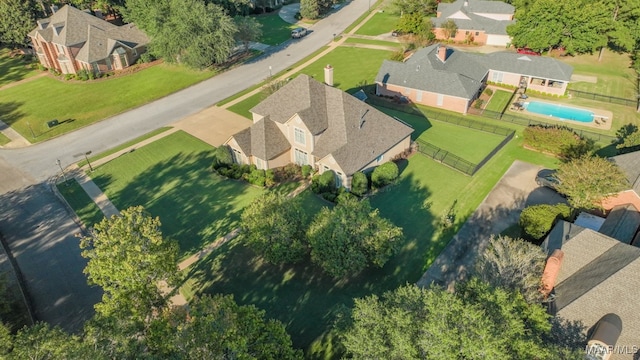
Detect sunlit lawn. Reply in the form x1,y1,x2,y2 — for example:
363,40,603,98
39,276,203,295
56,179,105,228
0,64,214,142
0,48,41,87
485,89,513,113
564,50,637,99
90,131,264,258
343,37,403,48
354,10,400,35
0,133,10,146
255,12,296,45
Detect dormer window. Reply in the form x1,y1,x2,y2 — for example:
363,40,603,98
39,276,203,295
294,127,305,145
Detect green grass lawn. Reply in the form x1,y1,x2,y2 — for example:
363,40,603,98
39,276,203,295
565,50,637,99
0,48,41,87
0,133,10,146
89,131,264,258
377,107,507,163
181,137,559,358
228,92,264,119
298,47,392,92
57,179,105,228
0,64,214,142
485,89,512,113
343,37,403,48
78,127,172,167
255,12,296,45
354,10,400,36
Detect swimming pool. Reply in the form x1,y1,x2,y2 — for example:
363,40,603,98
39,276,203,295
523,101,594,122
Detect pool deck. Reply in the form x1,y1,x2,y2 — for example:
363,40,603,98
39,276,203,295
509,97,613,131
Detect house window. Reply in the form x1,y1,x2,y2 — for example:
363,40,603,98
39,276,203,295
294,149,308,165
437,94,444,106
255,158,264,169
55,43,64,54
294,127,305,145
492,71,504,83
335,172,343,187
377,154,384,163
475,32,479,36
232,148,244,164
91,62,99,73
465,31,469,35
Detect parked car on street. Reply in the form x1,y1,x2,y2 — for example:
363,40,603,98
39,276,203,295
291,27,308,39
517,48,541,56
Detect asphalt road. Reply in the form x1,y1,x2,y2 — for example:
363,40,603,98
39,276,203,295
0,0,370,332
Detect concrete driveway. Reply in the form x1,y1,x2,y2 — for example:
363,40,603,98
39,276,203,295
417,160,567,290
173,106,252,147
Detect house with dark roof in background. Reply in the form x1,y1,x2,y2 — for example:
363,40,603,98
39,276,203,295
432,0,514,46
542,220,640,359
223,74,414,189
602,150,640,212
28,5,148,75
375,44,573,114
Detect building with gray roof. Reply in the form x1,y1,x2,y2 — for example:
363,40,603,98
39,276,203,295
28,5,148,75
542,221,640,359
432,0,514,46
603,150,640,212
375,45,573,114
224,75,414,189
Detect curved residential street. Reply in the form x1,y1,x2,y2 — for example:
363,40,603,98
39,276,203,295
0,0,371,332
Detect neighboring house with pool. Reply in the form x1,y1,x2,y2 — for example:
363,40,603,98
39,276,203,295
375,45,573,114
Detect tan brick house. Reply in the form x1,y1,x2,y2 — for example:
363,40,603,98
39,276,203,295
224,75,414,189
28,5,149,75
375,45,573,114
432,0,514,46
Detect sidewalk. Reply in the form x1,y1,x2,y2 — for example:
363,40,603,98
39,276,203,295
0,120,30,148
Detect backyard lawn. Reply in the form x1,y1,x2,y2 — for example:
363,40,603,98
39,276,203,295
0,48,41,87
353,9,400,36
485,89,513,113
565,50,637,99
56,179,105,228
254,12,296,45
0,64,214,142
89,131,264,258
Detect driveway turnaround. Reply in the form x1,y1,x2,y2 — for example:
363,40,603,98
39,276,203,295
0,184,102,333
417,160,567,290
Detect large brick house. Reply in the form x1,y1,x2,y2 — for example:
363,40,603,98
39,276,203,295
432,0,514,46
375,45,573,114
224,75,414,189
28,5,149,75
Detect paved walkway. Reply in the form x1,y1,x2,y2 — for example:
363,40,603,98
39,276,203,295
0,120,30,148
279,3,301,24
73,169,120,218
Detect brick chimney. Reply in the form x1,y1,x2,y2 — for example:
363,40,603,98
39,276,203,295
438,45,448,62
324,64,334,86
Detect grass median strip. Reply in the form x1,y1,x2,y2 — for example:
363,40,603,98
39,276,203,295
57,179,105,228
78,127,172,167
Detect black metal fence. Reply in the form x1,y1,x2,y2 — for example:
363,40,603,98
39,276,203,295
419,108,514,136
568,89,637,108
415,139,477,175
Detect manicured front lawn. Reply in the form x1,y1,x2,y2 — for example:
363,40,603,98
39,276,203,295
0,133,10,146
255,12,296,45
344,37,403,48
57,179,105,228
89,131,264,258
0,48,41,87
354,10,400,35
228,91,264,119
0,64,214,142
485,89,513,113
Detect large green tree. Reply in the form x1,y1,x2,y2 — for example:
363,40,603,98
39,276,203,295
389,0,437,16
307,196,403,278
234,16,263,53
555,156,629,210
123,0,237,68
342,280,572,359
80,206,179,324
241,192,308,264
0,0,37,47
600,0,640,60
300,0,320,20
507,0,563,53
475,235,547,303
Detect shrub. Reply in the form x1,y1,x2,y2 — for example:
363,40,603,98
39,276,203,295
64,73,74,81
372,162,399,188
473,99,484,109
212,146,233,170
244,167,266,187
483,88,493,96
311,171,335,194
390,49,405,62
218,164,251,179
265,169,275,187
274,163,302,182
350,171,368,196
301,164,312,178
138,52,155,63
519,204,571,240
523,125,594,160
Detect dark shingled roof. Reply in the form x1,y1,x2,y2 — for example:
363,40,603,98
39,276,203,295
434,0,514,35
250,117,290,160
541,221,640,359
483,52,573,81
599,204,640,244
437,0,514,15
610,150,640,193
376,45,488,99
236,75,413,174
29,5,148,64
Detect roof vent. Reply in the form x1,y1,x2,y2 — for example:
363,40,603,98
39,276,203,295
416,64,420,71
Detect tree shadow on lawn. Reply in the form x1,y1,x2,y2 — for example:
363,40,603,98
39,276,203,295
0,101,25,126
92,151,262,257
183,171,438,356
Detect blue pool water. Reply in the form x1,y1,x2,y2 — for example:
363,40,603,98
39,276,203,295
524,101,594,122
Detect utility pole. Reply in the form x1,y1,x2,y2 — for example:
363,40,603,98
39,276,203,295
56,159,67,183
84,151,94,172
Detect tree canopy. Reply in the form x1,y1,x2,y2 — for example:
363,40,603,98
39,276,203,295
80,206,179,324
342,280,575,359
234,16,263,52
555,156,629,210
307,196,402,278
0,0,37,47
241,192,308,264
123,0,237,68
